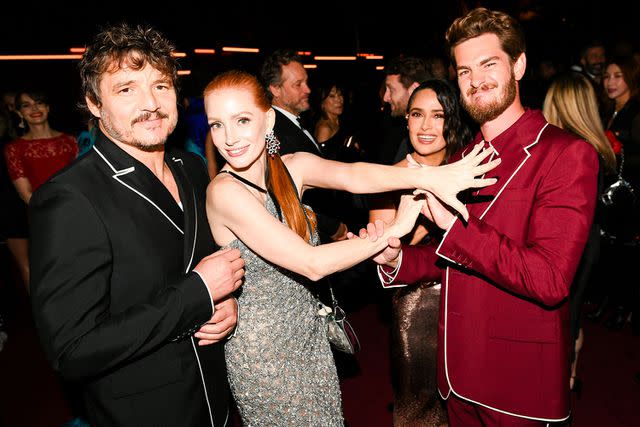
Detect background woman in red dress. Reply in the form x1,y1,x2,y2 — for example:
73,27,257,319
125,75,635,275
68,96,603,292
3,89,77,290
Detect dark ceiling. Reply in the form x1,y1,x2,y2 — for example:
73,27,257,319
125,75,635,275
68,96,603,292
3,0,637,58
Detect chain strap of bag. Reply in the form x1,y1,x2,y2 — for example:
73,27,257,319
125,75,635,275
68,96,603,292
281,164,361,354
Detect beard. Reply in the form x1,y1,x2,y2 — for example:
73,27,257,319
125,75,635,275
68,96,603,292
285,97,310,116
462,71,517,124
100,109,177,151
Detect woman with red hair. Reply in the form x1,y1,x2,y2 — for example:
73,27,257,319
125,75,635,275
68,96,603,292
202,70,499,425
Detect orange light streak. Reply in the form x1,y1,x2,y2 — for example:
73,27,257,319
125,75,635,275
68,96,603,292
314,56,356,61
222,47,260,53
0,54,83,60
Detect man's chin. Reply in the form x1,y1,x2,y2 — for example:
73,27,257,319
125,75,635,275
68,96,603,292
137,143,165,152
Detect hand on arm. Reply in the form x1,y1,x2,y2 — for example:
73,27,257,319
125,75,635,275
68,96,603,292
193,247,245,302
350,215,403,268
194,296,238,346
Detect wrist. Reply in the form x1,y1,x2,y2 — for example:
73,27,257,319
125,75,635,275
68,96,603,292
384,249,403,270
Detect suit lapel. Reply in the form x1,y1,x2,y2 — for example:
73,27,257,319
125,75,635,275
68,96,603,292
274,109,321,155
465,110,550,219
167,153,198,272
92,131,184,235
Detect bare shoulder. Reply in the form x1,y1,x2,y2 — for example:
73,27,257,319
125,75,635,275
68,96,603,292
207,173,250,211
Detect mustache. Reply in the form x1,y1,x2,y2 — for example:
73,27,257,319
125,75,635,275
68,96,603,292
131,111,169,125
467,83,497,97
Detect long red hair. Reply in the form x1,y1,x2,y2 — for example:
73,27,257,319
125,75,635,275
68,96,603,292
203,70,317,241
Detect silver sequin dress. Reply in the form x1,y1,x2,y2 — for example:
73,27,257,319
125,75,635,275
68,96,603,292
225,194,343,426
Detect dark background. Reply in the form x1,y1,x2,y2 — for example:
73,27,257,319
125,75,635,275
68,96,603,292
2,0,638,134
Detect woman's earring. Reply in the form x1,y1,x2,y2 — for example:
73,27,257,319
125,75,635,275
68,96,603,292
18,117,25,129
265,130,280,157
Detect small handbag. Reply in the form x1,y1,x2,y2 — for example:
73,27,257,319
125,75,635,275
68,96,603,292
280,164,361,354
599,148,640,242
318,286,361,354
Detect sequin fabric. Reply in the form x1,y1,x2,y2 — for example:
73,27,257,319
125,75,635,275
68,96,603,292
225,194,343,426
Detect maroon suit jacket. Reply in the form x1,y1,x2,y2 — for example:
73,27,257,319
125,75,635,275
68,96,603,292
383,110,598,422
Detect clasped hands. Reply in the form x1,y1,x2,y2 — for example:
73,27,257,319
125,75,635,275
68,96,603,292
350,142,500,266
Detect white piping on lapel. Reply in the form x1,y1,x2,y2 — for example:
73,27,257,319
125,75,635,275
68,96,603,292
437,122,569,422
92,146,184,235
171,156,198,273
191,336,215,426
477,123,550,220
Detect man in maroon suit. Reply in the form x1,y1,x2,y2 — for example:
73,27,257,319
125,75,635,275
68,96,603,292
375,8,598,426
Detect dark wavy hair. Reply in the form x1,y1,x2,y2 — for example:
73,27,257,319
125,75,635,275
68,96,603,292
384,56,432,89
79,23,179,111
259,49,302,101
15,88,49,110
406,79,471,161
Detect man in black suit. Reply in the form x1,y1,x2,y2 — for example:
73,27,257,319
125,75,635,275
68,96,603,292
260,49,346,242
29,24,244,427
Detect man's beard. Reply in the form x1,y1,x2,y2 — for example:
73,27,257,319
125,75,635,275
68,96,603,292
462,72,517,124
586,63,604,77
101,110,176,151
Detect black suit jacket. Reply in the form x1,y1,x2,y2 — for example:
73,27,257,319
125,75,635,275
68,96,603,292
272,109,341,240
273,108,321,156
29,131,229,427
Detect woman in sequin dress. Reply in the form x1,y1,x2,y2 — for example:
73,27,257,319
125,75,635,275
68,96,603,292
369,79,471,427
201,70,499,426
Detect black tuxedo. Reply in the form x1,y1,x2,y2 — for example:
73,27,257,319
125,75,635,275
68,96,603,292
272,109,341,240
29,131,229,427
273,108,320,156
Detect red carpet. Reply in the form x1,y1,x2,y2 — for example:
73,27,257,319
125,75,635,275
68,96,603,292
1,266,639,426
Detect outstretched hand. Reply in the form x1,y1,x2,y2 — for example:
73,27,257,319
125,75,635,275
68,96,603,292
414,142,499,220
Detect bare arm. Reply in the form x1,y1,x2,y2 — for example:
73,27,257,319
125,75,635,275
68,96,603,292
12,177,33,204
287,142,499,220
207,177,423,282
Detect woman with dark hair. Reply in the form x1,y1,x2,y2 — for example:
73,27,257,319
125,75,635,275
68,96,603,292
595,56,640,330
369,79,471,427
202,70,499,425
312,82,360,161
603,55,640,185
3,89,77,289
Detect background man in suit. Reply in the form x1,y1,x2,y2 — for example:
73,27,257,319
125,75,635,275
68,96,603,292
260,49,347,242
375,8,598,426
29,23,244,427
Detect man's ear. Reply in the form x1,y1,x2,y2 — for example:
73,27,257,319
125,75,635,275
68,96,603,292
269,84,281,102
85,96,101,118
514,53,527,81
408,81,420,95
